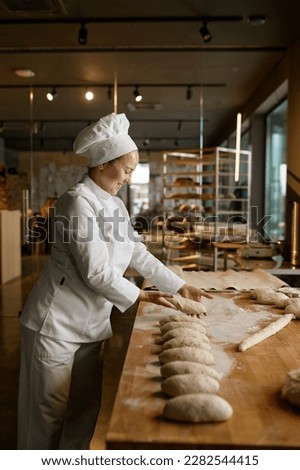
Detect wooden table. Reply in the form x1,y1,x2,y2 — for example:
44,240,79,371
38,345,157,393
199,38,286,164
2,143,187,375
106,271,300,450
212,242,244,271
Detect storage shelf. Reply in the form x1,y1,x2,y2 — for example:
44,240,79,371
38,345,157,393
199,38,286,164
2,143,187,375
162,148,251,267
163,170,215,176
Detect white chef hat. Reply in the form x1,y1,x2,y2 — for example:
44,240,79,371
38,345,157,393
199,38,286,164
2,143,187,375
73,112,138,167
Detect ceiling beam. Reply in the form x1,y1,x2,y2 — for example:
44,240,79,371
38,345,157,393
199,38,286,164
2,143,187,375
0,45,287,54
0,15,244,25
0,83,226,89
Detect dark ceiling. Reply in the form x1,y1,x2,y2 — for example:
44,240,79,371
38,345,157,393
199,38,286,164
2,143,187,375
0,0,298,153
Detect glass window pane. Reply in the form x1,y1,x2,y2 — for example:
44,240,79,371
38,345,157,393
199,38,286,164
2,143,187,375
264,99,287,241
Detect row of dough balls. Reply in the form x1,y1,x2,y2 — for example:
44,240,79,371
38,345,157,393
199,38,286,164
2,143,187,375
156,314,233,423
249,287,300,317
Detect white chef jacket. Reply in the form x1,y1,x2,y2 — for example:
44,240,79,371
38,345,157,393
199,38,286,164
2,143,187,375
20,174,185,342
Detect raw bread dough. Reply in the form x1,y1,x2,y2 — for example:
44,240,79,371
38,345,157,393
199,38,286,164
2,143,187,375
159,315,206,327
284,298,300,319
274,295,290,309
161,336,211,351
249,287,271,300
238,313,295,352
278,286,300,298
159,327,209,344
163,393,233,422
160,321,206,335
160,361,221,380
161,374,220,397
281,368,300,408
251,288,289,308
159,346,215,365
168,295,207,317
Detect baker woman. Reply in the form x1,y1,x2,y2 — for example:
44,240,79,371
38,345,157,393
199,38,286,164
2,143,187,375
18,112,209,450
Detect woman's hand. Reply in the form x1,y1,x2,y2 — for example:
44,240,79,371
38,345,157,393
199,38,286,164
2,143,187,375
139,289,176,309
177,283,213,302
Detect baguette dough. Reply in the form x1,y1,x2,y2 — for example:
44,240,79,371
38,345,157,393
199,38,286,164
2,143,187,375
281,368,300,408
160,361,221,380
168,295,207,317
159,315,206,326
161,336,211,351
238,313,295,352
161,374,220,397
278,286,300,298
284,298,300,319
159,327,209,344
251,288,289,308
249,288,270,300
160,321,206,335
163,393,233,422
159,347,214,365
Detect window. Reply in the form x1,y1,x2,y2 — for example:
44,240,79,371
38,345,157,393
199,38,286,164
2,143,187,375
264,99,287,241
130,163,150,216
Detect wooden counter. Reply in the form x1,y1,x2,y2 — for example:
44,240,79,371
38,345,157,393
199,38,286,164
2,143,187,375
106,270,300,450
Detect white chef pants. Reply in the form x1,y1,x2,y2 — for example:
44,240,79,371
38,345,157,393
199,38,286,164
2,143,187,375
18,327,104,450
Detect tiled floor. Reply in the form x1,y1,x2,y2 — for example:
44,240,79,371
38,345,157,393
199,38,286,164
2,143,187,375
0,254,143,450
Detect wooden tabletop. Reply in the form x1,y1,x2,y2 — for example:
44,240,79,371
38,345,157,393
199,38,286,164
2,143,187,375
106,275,300,450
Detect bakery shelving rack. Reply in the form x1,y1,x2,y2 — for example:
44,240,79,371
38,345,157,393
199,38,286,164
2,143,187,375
161,147,252,270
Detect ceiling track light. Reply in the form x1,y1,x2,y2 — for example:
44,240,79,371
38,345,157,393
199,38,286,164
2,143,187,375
46,87,57,102
199,21,212,43
134,86,143,102
78,22,88,45
85,89,94,101
247,15,268,26
14,68,35,78
186,86,192,100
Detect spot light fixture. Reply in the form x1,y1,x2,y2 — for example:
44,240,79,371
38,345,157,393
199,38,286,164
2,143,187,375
46,87,57,102
186,86,192,100
247,15,268,26
14,68,35,78
134,86,143,102
199,21,212,43
78,22,88,45
85,89,94,101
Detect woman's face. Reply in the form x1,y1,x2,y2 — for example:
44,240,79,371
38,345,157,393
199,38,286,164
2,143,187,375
93,151,139,195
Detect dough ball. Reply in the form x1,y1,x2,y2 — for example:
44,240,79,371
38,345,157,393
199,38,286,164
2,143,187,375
159,314,206,327
250,288,275,301
249,288,287,301
254,288,289,307
168,295,207,317
161,336,211,351
160,321,206,335
159,347,215,365
160,327,209,344
160,361,221,381
278,287,300,298
275,296,290,309
284,298,300,319
281,368,300,408
163,393,233,422
249,290,258,300
161,374,220,397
